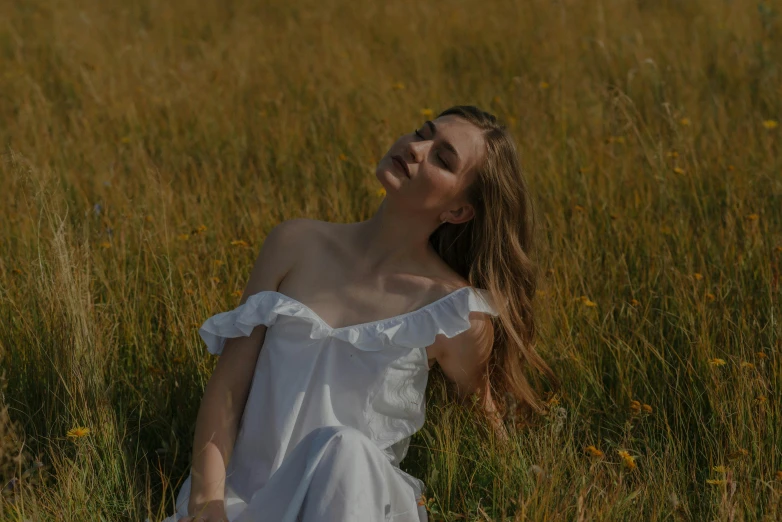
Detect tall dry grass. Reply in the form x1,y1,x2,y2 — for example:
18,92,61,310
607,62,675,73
0,0,780,519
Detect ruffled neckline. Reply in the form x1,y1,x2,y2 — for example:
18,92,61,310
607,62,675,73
273,286,477,333
199,286,499,354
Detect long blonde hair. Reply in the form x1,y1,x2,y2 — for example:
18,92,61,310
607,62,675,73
429,105,560,428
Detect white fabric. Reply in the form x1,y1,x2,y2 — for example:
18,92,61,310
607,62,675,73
162,286,498,522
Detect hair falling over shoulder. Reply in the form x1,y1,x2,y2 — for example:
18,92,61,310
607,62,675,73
428,104,561,430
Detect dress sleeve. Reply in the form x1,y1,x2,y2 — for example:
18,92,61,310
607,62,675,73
198,291,286,355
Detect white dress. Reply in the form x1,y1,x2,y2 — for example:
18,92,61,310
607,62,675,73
162,286,498,522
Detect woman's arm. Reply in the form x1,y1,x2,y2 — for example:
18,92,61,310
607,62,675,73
186,325,269,514
186,219,310,516
433,314,511,443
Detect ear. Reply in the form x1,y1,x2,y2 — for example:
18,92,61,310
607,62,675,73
444,204,475,225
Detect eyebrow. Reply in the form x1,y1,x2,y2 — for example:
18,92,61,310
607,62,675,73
425,120,461,167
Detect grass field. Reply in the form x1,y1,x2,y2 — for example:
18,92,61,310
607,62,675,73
1,0,781,519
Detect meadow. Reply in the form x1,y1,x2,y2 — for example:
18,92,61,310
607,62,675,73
1,0,781,519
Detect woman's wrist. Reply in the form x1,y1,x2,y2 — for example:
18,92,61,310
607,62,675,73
187,462,226,512
187,497,225,516
186,498,228,521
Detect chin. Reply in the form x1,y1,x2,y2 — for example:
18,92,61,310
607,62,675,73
375,166,400,185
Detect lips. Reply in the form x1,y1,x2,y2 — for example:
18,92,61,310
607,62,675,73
392,155,410,178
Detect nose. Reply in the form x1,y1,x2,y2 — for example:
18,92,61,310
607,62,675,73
406,138,430,164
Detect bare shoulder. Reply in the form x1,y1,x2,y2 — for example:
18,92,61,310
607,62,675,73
430,303,495,399
274,217,323,235
280,217,338,245
427,274,494,369
268,218,328,250
240,219,322,298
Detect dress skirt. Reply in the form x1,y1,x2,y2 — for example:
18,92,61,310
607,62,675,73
163,425,427,522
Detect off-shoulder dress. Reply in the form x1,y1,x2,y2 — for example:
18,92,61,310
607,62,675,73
162,285,498,522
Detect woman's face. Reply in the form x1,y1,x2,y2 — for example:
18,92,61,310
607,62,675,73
376,114,486,218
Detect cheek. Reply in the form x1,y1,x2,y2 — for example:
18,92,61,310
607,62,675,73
416,168,458,200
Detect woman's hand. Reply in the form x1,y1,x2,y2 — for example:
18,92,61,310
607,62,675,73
181,500,228,522
485,407,511,448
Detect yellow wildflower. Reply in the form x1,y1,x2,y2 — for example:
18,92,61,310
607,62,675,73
762,119,778,130
67,426,91,439
420,108,434,119
585,445,604,457
231,289,243,297
338,153,347,161
630,298,640,306
679,117,691,126
775,471,782,481
230,240,249,247
666,150,679,158
705,292,715,302
177,233,190,241
712,466,726,473
756,352,767,359
213,259,224,267
376,187,386,197
543,392,560,407
709,358,726,367
629,400,641,415
99,241,111,249
574,204,585,213
617,450,636,470
642,403,653,414
740,361,754,369
210,277,220,284
184,289,194,296
693,273,703,280
755,395,767,404
194,224,207,234
745,213,759,221
145,215,154,223
673,167,685,175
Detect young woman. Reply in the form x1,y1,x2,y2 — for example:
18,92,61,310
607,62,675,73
164,105,559,522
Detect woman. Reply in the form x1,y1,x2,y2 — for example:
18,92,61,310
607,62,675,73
165,105,559,522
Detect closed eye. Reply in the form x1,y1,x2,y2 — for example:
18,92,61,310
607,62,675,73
413,128,450,170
